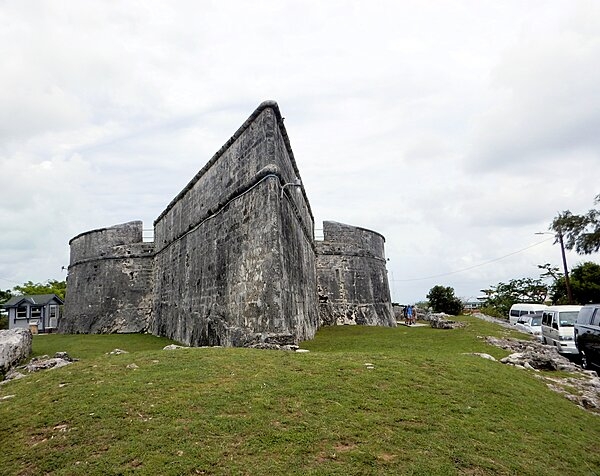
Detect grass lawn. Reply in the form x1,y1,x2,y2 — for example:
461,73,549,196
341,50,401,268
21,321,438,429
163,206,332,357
0,317,598,475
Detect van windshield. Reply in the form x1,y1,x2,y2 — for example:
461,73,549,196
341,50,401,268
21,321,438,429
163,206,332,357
558,311,578,327
531,317,542,326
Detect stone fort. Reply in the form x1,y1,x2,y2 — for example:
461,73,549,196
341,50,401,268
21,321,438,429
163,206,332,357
61,101,395,346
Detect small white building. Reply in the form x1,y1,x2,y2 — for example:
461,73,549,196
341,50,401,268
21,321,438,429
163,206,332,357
463,298,484,312
2,294,64,333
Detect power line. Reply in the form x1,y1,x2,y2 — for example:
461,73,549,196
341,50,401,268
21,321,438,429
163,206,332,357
391,237,554,282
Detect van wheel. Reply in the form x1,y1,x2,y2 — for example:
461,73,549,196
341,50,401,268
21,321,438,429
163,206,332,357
580,350,589,370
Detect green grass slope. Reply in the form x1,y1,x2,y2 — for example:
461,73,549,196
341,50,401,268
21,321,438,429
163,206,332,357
0,318,598,475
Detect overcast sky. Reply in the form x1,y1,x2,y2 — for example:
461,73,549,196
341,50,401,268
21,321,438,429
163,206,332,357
1,0,599,304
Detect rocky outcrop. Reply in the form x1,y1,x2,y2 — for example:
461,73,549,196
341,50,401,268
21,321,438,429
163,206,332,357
0,329,32,378
426,313,466,329
484,336,580,372
24,353,75,373
1,351,75,385
543,374,600,412
484,335,600,414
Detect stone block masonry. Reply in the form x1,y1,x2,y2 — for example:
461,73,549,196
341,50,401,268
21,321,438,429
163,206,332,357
316,221,395,327
151,103,318,346
61,221,154,333
61,101,394,346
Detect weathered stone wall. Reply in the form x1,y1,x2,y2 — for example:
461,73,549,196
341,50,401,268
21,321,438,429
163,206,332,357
61,221,154,333
0,329,32,378
150,102,319,346
61,102,393,345
316,221,395,327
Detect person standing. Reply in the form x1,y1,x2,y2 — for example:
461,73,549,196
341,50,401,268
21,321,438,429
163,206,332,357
407,305,413,325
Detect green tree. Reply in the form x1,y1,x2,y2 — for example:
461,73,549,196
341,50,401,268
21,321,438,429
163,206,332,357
0,289,11,304
550,262,600,304
426,285,463,315
551,194,600,254
12,280,66,301
538,263,562,282
479,277,548,318
0,289,11,330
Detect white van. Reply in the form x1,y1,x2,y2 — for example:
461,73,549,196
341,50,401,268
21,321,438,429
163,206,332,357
509,303,548,325
541,305,582,354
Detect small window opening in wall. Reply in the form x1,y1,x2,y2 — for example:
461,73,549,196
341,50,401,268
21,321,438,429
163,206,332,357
31,307,42,319
17,307,27,318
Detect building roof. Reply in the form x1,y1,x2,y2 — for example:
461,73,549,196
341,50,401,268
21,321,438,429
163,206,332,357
2,294,64,308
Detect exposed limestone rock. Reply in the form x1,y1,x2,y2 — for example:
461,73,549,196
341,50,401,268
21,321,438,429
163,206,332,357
54,351,74,362
429,314,466,329
247,343,300,351
421,312,466,329
485,335,600,414
540,373,600,413
0,329,32,377
0,370,25,385
247,343,282,350
163,344,187,350
464,353,497,361
25,354,75,373
485,336,579,372
108,348,129,355
420,311,449,321
1,351,74,385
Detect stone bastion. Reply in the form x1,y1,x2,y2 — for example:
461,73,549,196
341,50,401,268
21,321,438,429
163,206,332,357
61,101,395,346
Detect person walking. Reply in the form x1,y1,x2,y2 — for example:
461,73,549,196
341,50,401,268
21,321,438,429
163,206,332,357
406,305,413,325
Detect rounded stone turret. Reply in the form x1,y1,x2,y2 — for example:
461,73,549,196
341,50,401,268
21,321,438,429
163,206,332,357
61,221,155,334
316,221,395,327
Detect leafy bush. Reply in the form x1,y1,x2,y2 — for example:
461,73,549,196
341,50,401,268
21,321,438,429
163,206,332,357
479,306,505,319
426,285,463,315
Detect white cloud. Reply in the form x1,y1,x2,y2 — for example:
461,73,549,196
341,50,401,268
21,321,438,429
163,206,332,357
468,2,600,171
0,0,599,302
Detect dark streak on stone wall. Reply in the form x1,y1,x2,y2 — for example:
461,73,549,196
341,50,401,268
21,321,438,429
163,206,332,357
316,221,395,327
61,221,154,333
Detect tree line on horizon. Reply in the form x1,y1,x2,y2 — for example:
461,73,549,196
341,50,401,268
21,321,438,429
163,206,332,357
425,194,600,317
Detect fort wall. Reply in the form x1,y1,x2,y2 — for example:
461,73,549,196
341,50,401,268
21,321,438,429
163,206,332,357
150,103,318,346
61,221,154,333
316,221,395,327
61,102,393,346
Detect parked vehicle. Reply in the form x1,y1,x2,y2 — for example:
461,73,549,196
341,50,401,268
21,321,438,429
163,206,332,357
541,305,582,354
509,303,548,325
574,303,600,370
515,312,543,339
